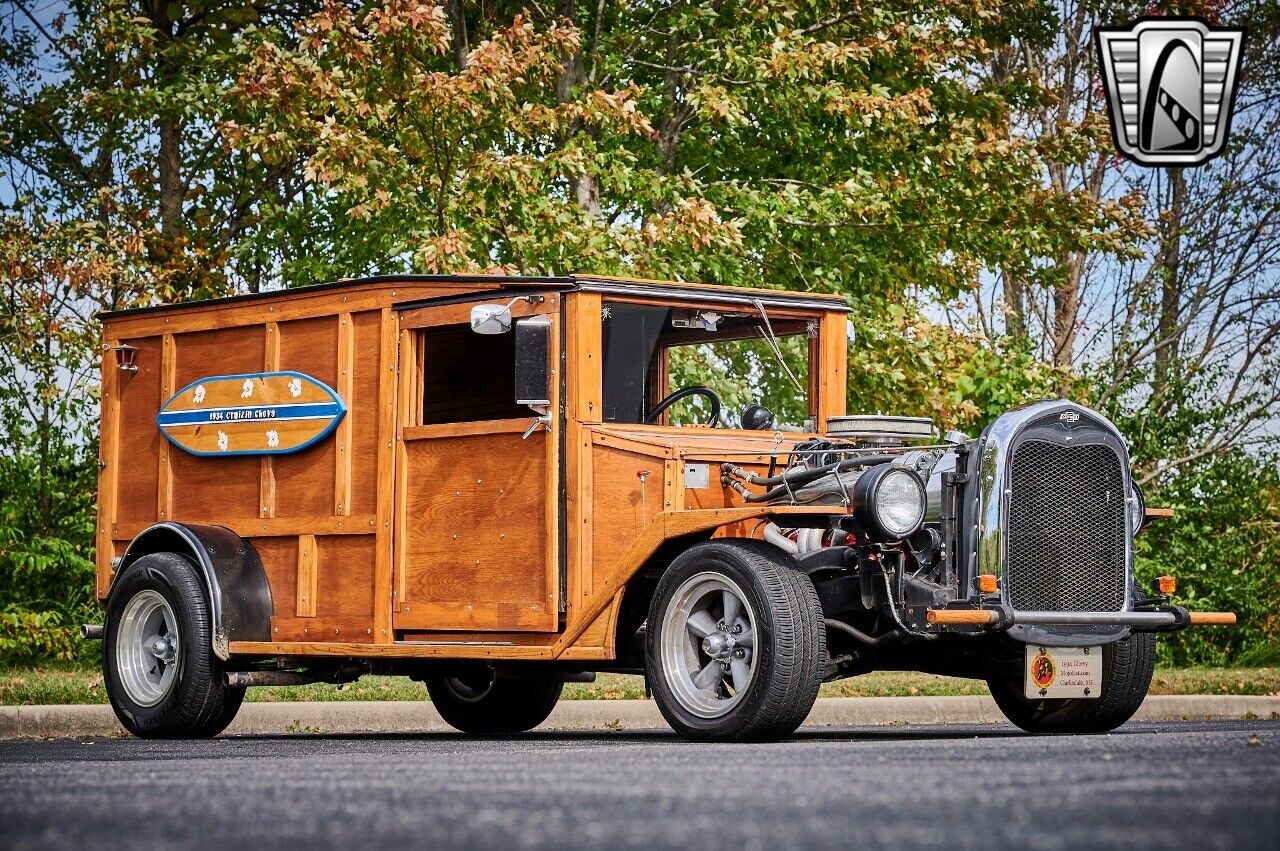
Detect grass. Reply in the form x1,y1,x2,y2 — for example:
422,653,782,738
3,664,1278,707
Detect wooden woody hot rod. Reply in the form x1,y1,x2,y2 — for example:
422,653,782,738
87,274,1235,741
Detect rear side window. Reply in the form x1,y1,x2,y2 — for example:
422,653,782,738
419,323,526,425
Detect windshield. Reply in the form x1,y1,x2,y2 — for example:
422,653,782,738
600,301,812,428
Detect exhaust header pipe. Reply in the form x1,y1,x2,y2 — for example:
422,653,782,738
80,624,104,640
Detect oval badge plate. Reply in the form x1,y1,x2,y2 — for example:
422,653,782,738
156,371,346,457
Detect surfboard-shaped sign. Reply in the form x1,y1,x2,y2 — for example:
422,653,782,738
156,371,346,457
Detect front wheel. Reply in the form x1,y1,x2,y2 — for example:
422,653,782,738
987,632,1156,735
103,552,245,738
425,672,563,735
646,540,826,743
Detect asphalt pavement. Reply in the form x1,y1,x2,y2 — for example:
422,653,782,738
2,720,1277,850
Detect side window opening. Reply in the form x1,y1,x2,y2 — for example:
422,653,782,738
419,323,527,425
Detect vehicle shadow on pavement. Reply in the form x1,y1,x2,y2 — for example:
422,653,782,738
222,725,1049,744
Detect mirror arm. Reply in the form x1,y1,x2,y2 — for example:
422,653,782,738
522,404,550,440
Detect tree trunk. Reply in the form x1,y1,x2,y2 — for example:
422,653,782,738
555,0,600,218
147,3,182,237
38,308,52,530
1002,268,1026,338
446,0,469,70
1052,251,1084,393
157,112,183,236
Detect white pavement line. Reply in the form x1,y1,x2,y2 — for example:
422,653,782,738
2,695,1278,739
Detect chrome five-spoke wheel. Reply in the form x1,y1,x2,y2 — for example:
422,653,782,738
103,551,244,738
660,572,758,718
646,540,826,742
115,589,180,707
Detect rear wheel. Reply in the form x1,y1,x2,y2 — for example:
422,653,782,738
987,633,1156,734
425,671,563,735
646,540,826,742
103,552,244,738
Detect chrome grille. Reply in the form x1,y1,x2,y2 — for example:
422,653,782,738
1005,440,1127,612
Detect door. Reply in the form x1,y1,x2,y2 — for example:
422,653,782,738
392,294,561,633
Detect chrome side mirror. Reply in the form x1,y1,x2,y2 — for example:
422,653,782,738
470,304,513,335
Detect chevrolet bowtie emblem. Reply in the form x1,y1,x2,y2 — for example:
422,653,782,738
1095,17,1245,167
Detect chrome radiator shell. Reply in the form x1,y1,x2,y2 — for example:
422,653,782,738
968,400,1139,644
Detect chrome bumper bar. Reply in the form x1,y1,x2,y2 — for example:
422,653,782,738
926,608,1236,629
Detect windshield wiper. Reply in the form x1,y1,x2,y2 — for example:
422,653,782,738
751,298,806,398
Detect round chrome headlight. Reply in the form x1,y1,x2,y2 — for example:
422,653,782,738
854,465,926,540
1128,481,1146,534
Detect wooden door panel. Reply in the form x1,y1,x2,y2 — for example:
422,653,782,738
396,428,555,631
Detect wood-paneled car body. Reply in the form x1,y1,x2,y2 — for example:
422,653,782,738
88,274,1234,740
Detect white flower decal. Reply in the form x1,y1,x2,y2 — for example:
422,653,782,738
192,384,206,404
216,431,229,452
266,430,279,448
241,378,254,398
288,378,302,398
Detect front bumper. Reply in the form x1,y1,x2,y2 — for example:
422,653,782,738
927,606,1236,631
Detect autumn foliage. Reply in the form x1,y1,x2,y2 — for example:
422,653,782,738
2,1,1277,665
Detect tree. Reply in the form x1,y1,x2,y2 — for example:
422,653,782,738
3,0,1274,665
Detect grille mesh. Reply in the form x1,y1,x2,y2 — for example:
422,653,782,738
1005,440,1127,612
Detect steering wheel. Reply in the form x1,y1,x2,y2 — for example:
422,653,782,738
644,386,722,426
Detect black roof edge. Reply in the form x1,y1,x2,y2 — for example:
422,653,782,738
98,272,847,321
97,274,574,320
571,276,848,312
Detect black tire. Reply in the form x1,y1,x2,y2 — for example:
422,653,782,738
103,552,244,738
987,633,1156,735
645,539,826,743
425,672,563,735
193,685,247,738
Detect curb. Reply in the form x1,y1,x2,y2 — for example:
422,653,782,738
3,695,1278,739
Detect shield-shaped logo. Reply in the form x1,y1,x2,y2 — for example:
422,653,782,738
1095,17,1245,166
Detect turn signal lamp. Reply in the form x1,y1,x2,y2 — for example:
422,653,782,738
1157,575,1177,595
977,574,998,594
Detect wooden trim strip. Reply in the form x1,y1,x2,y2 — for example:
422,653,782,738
392,602,556,632
393,326,415,617
228,640,555,659
402,418,532,441
544,305,561,618
398,294,559,331
296,534,317,618
101,284,478,340
260,322,280,518
96,341,122,599
111,515,377,540
589,430,674,458
818,312,848,430
156,333,176,520
373,308,399,642
334,313,354,515
566,292,602,423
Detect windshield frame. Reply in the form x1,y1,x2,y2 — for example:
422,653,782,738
588,294,842,432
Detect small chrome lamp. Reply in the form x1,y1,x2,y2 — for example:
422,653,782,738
108,343,139,373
